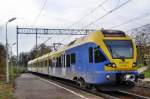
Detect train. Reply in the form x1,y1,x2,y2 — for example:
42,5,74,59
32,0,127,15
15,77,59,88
28,29,144,88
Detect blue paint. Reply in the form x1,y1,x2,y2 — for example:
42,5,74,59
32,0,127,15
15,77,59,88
63,42,139,84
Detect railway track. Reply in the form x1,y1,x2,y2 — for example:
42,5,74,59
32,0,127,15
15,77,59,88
33,72,150,99
136,81,150,89
103,90,149,99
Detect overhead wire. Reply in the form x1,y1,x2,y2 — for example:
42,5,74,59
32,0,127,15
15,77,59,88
32,0,48,26
109,12,150,29
60,0,131,43
60,0,110,43
127,23,150,33
82,0,132,29
68,0,109,29
31,0,56,47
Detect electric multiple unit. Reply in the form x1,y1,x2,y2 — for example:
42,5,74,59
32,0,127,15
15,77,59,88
28,29,144,87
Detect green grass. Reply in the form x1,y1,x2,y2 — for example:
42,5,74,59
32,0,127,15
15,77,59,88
0,66,25,99
137,63,144,68
143,66,150,78
0,81,14,99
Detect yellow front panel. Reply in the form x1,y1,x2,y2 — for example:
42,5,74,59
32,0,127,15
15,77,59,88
89,31,137,71
104,59,137,71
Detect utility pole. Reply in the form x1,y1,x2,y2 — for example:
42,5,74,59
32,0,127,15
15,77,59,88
16,26,19,73
5,17,16,83
10,42,16,76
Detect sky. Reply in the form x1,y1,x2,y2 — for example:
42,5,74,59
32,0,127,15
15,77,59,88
0,0,150,55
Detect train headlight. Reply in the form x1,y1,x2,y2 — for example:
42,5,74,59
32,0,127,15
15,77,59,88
106,63,116,68
112,63,116,68
124,74,135,81
132,62,137,67
106,75,111,80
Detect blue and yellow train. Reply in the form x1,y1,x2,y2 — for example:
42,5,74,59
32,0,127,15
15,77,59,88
28,29,144,87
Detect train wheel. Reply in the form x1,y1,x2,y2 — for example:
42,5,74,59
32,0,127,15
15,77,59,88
125,81,135,87
78,78,87,88
85,84,93,90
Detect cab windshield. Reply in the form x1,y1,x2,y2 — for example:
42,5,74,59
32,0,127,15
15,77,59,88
104,40,133,59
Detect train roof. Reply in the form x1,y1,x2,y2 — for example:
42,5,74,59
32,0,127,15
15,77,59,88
28,29,131,64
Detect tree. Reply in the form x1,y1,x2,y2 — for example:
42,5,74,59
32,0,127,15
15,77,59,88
131,24,150,65
30,43,52,59
0,43,6,79
17,43,52,71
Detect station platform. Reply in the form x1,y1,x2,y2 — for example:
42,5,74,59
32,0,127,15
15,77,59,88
14,73,102,99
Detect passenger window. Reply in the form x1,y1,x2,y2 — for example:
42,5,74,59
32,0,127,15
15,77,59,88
66,55,70,67
49,59,52,67
71,53,76,64
45,61,47,66
94,47,106,63
58,57,61,67
56,57,62,68
63,55,66,67
56,58,59,67
89,47,93,63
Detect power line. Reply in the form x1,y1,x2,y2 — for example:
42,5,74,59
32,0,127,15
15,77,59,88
127,23,150,32
69,0,109,28
41,37,52,44
61,0,110,43
59,0,128,43
109,12,150,29
32,0,48,26
82,0,132,29
60,0,130,43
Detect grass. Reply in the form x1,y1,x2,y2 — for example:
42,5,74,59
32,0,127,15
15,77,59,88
143,65,150,78
0,66,24,99
137,63,145,68
0,81,14,99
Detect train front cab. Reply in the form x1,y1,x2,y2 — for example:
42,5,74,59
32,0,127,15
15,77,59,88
86,30,144,86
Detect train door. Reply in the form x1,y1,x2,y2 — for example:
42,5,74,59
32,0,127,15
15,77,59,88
62,54,66,77
52,57,56,75
77,46,85,79
55,56,62,77
66,53,75,79
48,59,52,75
70,53,76,76
87,46,107,83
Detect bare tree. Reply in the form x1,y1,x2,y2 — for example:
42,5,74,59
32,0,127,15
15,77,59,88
131,24,150,65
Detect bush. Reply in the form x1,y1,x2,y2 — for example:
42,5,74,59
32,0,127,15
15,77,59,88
0,43,6,81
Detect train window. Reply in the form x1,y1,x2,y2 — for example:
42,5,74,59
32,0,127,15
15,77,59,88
49,59,52,67
71,53,76,64
63,55,66,67
41,62,43,66
58,57,61,67
89,47,93,63
52,58,56,67
59,57,61,67
39,62,41,66
56,57,61,67
42,61,44,66
94,47,106,63
56,58,59,67
45,61,47,66
66,55,70,67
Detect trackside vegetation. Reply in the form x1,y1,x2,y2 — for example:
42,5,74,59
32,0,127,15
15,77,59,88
143,65,150,78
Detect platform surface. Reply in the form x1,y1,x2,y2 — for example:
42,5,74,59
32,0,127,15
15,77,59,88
14,73,102,99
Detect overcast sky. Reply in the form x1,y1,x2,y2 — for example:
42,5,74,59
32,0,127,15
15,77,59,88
0,0,150,55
